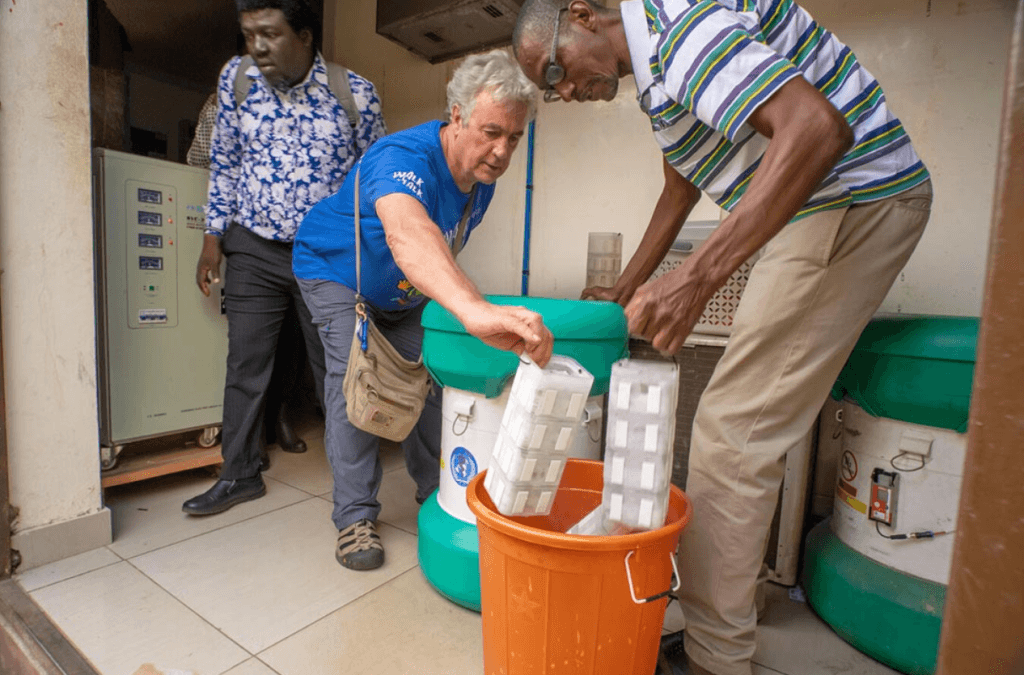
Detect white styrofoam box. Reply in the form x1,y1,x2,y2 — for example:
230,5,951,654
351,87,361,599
610,366,679,422
606,490,665,530
505,355,594,422
501,405,579,453
483,461,559,517
567,505,611,536
603,358,679,531
567,503,652,536
492,431,567,485
606,454,671,493
485,354,596,517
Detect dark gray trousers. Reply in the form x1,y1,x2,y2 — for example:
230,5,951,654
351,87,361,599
219,224,326,480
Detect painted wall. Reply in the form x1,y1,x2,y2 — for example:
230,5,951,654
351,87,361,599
128,73,211,163
328,0,1014,316
0,0,109,562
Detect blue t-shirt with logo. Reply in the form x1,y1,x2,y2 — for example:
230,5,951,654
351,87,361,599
292,120,495,310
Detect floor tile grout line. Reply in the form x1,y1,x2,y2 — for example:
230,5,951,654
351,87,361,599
377,517,418,538
124,527,419,662
112,492,326,562
123,556,258,663
221,656,284,675
16,553,125,594
248,564,424,656
261,473,324,499
752,665,788,675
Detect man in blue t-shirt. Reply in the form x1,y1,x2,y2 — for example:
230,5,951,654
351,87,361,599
293,50,552,571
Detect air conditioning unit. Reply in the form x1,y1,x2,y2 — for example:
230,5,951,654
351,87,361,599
377,0,525,64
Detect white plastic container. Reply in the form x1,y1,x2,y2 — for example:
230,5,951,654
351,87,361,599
483,356,595,516
440,387,604,524
602,359,679,530
586,232,622,288
567,505,612,536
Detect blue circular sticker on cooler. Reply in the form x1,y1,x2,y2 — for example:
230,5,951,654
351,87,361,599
450,447,478,488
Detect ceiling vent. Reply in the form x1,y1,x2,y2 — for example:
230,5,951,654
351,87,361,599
376,0,526,64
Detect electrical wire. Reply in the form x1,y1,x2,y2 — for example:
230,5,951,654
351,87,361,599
875,521,955,541
890,451,926,472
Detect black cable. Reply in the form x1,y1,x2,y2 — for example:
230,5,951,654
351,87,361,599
890,451,926,472
875,521,954,540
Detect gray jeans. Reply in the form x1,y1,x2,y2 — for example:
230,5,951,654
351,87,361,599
297,278,442,530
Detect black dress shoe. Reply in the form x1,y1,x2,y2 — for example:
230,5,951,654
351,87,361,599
275,416,307,453
182,476,266,516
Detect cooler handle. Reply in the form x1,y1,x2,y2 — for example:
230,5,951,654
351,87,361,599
625,549,680,605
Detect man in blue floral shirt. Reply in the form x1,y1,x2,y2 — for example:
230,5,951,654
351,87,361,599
184,0,386,516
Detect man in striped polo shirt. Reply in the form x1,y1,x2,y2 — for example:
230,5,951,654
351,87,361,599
515,2,932,674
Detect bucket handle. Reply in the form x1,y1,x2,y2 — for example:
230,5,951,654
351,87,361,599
624,550,680,605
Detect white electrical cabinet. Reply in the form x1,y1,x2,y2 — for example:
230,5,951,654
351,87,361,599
93,149,227,468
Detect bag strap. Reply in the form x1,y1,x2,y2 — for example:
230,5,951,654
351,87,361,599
451,185,478,259
325,61,360,129
353,168,478,302
233,54,359,129
354,165,364,302
233,55,256,109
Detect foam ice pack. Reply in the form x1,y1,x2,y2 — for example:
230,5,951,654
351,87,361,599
484,355,595,517
601,358,679,530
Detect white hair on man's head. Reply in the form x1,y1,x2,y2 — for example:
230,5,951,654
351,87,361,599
446,49,538,126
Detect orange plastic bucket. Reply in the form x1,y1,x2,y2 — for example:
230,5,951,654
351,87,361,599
466,459,693,675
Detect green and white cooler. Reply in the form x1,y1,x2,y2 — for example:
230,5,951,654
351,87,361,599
804,316,978,675
418,296,629,611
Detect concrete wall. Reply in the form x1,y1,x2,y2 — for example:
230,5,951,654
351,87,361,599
128,72,210,163
328,0,1014,316
0,0,111,568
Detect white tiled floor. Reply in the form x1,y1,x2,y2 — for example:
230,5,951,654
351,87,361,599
16,419,900,675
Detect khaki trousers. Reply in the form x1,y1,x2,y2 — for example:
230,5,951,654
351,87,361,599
679,181,933,675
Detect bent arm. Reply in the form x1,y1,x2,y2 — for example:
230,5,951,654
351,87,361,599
684,76,853,290
376,193,484,317
626,76,854,351
376,193,554,365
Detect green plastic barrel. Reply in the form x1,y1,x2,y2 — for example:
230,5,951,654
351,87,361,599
804,521,946,675
420,295,629,398
831,315,978,432
807,314,978,674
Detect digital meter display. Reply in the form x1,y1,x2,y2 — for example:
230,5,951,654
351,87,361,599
138,233,163,249
139,256,163,271
138,188,163,204
138,211,162,226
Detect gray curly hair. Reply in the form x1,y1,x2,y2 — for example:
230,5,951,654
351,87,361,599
446,49,538,126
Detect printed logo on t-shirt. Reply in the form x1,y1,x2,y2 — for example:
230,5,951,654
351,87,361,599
392,279,423,307
392,170,424,199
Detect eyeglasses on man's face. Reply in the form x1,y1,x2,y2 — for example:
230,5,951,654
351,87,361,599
543,8,567,102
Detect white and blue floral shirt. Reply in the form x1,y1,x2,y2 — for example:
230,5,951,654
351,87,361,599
205,54,386,242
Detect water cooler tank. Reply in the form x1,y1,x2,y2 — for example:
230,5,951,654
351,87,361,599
803,316,978,675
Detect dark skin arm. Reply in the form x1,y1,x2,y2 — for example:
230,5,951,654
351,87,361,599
196,233,223,297
581,157,702,305
625,75,855,353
